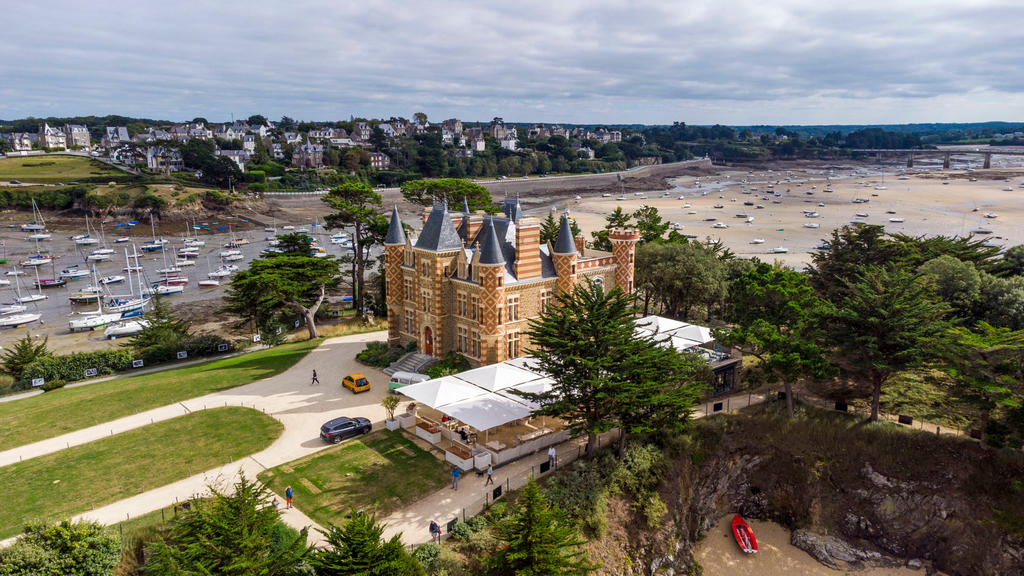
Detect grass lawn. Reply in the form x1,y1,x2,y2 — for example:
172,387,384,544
0,407,282,539
0,339,319,452
0,155,124,183
259,430,448,529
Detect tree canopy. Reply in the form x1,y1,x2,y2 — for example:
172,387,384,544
526,278,706,454
0,520,120,576
311,511,423,576
321,182,388,315
485,481,597,576
225,247,340,339
400,178,492,211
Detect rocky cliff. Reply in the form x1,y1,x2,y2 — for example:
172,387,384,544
586,409,1024,576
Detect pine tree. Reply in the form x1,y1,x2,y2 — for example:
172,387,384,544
526,278,705,455
128,296,190,351
539,211,559,245
143,473,310,575
823,266,949,421
1,333,50,382
589,207,630,251
485,481,597,576
311,511,423,576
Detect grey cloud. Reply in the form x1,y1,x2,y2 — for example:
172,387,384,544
1,0,1023,124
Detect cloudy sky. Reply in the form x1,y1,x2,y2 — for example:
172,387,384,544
3,0,1024,125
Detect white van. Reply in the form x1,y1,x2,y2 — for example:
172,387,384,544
389,371,430,393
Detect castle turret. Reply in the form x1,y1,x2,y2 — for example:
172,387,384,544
414,200,463,357
609,227,640,293
383,204,406,346
551,212,578,296
476,217,507,364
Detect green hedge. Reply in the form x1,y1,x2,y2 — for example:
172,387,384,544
141,335,232,365
21,350,133,386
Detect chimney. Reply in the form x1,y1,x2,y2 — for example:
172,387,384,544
514,217,542,280
467,214,484,242
573,234,585,256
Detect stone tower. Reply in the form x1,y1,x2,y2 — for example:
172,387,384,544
551,212,578,296
476,216,507,364
609,227,640,293
383,204,406,347
413,200,464,358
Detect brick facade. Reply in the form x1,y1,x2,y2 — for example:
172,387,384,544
385,203,637,367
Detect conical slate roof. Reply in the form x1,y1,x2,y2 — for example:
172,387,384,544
553,212,577,255
502,193,523,221
462,196,471,215
477,216,505,265
415,199,463,252
384,204,406,245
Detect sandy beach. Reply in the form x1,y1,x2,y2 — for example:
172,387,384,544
695,516,923,576
564,165,1024,268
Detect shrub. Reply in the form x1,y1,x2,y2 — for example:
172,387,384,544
412,543,441,568
467,515,488,533
204,189,233,205
141,335,231,365
449,521,472,542
21,349,133,386
425,352,470,379
40,379,66,392
356,341,404,368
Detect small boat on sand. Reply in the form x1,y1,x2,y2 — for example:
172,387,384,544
731,515,758,553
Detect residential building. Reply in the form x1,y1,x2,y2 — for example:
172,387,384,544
242,134,256,153
215,149,251,171
282,132,302,145
500,134,518,151
442,118,464,135
488,117,509,140
38,123,67,150
308,127,335,140
353,122,371,141
63,124,90,148
7,132,34,152
383,199,638,365
369,152,391,170
135,128,172,143
330,137,357,148
109,145,143,165
145,146,184,173
471,138,486,152
377,123,400,138
103,126,130,148
578,146,595,160
594,128,622,143
271,143,285,159
527,124,567,139
292,139,324,168
465,127,484,141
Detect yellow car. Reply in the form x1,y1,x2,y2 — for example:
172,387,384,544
342,373,371,393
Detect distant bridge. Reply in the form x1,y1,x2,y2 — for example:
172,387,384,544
850,148,1024,169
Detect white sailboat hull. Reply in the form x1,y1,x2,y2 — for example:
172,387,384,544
105,319,151,338
0,313,41,327
70,312,123,331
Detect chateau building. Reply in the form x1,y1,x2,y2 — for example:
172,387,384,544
384,198,639,366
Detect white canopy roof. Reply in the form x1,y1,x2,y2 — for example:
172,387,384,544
441,392,535,431
399,376,487,408
498,377,555,410
635,315,688,334
656,335,703,352
455,363,543,392
668,324,714,344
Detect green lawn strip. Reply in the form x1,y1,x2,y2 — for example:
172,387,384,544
259,430,448,530
0,339,319,451
0,407,282,539
0,155,123,183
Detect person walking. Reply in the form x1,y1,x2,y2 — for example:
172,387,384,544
451,466,460,490
285,485,293,509
548,445,556,469
484,464,494,486
311,369,320,385
429,520,441,544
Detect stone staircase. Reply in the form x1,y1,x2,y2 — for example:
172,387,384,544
384,353,435,376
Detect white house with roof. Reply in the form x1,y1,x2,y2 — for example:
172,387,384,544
38,124,67,150
103,126,130,148
7,132,34,152
63,124,90,148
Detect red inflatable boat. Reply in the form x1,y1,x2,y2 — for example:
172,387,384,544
731,515,758,553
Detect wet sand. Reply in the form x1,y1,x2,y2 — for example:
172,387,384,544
565,166,1024,268
695,516,921,576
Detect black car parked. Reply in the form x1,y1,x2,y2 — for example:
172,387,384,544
320,416,371,444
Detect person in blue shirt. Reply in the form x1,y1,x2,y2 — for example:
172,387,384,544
451,466,460,490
